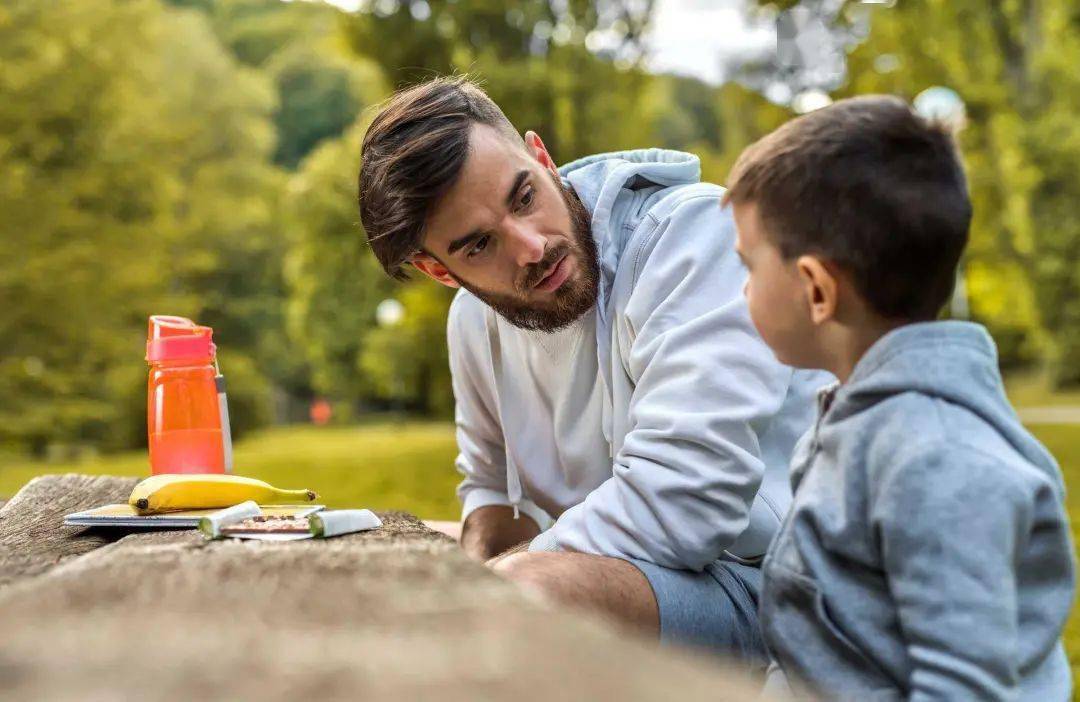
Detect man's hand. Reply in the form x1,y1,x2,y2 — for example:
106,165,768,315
484,540,530,569
460,505,540,562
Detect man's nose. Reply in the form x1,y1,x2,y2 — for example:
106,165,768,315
505,223,546,268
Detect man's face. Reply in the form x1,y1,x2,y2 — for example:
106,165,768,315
732,202,818,367
416,124,599,333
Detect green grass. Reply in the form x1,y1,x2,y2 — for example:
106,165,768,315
1006,371,1080,408
0,422,463,520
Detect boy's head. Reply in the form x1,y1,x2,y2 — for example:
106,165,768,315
724,95,971,369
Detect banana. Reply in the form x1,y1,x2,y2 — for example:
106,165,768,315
129,474,316,514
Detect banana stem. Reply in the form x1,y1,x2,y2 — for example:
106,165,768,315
275,489,317,502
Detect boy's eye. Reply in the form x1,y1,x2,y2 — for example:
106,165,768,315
467,235,490,258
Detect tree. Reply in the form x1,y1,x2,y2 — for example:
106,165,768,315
341,0,660,160
165,0,341,67
267,46,385,168
284,119,397,408
168,0,382,169
359,283,456,416
0,0,283,454
754,0,1080,384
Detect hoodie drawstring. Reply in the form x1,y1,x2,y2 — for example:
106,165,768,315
487,309,524,519
506,454,523,520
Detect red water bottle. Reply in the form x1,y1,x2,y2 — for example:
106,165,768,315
146,316,233,475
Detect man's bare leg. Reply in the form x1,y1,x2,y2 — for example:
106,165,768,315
489,551,660,636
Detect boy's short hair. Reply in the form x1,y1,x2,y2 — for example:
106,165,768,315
724,95,972,321
358,77,520,280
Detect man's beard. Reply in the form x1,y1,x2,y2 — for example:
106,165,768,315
452,174,600,333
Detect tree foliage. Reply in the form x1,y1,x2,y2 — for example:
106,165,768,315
8,0,1071,458
0,0,282,454
761,0,1080,383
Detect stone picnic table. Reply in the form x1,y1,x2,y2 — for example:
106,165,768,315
0,474,773,701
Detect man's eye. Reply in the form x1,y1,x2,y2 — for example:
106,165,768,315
517,187,534,211
467,236,490,258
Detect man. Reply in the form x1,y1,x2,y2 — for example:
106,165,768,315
357,77,826,660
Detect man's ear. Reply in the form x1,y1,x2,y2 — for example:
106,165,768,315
524,131,558,175
411,252,460,289
795,255,838,325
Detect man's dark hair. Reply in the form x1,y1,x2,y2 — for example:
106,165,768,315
358,77,519,280
724,95,972,321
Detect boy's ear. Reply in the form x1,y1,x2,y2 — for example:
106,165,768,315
524,131,558,175
796,255,838,325
411,252,460,289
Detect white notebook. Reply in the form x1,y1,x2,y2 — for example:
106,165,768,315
63,503,324,528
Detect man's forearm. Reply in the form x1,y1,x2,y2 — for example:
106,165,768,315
460,504,540,561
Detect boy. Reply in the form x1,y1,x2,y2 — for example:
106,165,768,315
725,95,1075,700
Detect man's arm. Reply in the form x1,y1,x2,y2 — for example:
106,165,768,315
530,193,793,570
461,505,541,562
448,293,551,561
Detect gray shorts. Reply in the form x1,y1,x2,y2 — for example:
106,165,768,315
627,556,767,665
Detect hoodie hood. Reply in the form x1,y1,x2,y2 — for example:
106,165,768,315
827,321,1060,480
559,149,701,317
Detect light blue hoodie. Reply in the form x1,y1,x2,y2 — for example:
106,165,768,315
761,321,1075,701
449,149,828,569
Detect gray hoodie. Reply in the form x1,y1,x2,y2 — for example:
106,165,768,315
450,149,827,568
761,321,1075,701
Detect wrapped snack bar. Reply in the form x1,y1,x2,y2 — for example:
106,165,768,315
309,509,382,538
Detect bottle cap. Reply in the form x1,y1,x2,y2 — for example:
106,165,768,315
146,315,216,362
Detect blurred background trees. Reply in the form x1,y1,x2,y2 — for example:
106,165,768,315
3,0,1078,458
818,0,1080,384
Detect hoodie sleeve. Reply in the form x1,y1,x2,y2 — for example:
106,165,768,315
530,193,792,570
870,444,1037,701
448,294,551,529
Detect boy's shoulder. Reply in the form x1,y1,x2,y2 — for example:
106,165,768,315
851,391,1061,500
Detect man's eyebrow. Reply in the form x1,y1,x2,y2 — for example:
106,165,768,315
447,230,486,256
505,170,529,207
445,171,530,256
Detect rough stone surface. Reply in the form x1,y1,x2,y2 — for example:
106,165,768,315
0,473,139,586
0,474,775,700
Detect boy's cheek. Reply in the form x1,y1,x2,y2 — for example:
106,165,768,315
743,281,763,325
746,288,798,364
745,292,773,342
